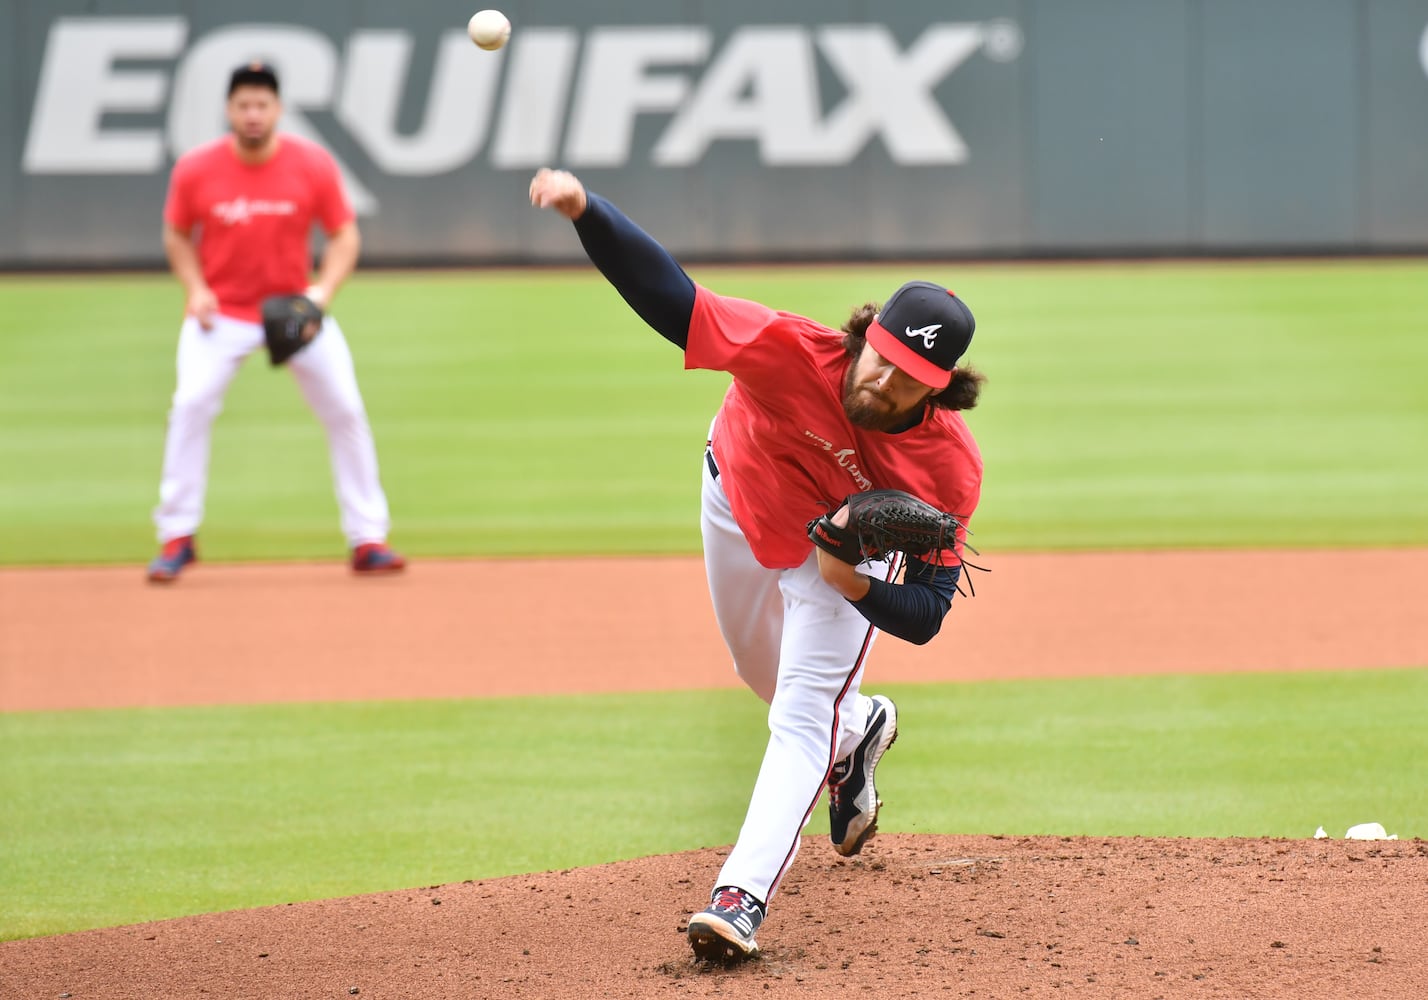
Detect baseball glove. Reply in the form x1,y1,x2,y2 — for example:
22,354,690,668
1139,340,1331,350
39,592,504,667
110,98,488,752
807,488,966,566
261,294,324,366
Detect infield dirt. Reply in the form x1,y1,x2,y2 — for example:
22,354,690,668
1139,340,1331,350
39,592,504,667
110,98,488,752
2,548,1426,999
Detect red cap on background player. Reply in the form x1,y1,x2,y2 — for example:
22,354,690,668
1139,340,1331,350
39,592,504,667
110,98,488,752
865,281,976,390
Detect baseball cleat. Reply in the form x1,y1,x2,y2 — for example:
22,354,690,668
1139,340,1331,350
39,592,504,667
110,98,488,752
351,542,406,574
147,535,196,583
828,694,898,857
687,885,764,963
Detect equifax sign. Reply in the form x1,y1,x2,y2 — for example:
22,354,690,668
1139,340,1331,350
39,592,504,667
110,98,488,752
21,16,1021,213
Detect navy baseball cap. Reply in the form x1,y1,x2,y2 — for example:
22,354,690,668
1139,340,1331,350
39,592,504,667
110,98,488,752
865,280,976,389
228,61,280,96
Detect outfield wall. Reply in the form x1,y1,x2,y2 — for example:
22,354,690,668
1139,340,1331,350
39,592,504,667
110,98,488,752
4,0,1428,266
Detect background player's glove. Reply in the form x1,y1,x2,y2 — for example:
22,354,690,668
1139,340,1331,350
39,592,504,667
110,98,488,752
807,488,966,565
261,294,324,366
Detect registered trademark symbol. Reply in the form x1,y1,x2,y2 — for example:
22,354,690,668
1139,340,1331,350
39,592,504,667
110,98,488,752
981,19,1023,62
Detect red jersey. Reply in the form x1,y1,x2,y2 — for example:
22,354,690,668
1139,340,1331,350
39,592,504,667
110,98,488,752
163,135,353,322
685,286,983,570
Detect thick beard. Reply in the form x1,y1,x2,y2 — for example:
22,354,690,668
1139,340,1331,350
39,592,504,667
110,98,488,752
842,366,919,432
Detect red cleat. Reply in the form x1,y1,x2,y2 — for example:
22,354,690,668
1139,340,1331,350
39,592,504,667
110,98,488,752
147,536,197,583
351,542,407,574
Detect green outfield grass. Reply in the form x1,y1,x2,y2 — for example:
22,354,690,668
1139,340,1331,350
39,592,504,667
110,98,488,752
3,262,1425,943
3,668,1424,941
1,260,1425,565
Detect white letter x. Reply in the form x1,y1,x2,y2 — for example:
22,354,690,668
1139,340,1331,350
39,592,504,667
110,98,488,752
813,24,984,164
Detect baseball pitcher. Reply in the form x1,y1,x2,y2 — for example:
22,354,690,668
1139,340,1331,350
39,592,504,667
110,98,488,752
530,168,986,963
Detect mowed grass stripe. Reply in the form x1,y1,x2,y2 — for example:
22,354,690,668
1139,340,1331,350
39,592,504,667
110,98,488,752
1,260,1425,564
2,667,1425,940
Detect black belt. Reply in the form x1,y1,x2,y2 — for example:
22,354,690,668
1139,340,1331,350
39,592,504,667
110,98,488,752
705,447,720,479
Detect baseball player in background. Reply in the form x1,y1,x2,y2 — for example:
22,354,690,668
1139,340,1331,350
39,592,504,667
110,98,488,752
529,168,986,962
147,62,404,582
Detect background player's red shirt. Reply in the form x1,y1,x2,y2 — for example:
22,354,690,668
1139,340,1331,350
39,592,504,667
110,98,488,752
163,135,353,322
686,286,983,570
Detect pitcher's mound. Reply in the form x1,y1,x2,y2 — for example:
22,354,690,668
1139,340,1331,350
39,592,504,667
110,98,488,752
5,834,1426,999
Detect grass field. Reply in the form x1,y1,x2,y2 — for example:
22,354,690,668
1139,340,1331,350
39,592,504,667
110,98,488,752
2,261,1425,941
4,670,1426,940
1,260,1425,565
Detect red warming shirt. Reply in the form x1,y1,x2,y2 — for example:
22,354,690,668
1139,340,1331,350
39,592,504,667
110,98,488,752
685,286,983,570
163,135,353,322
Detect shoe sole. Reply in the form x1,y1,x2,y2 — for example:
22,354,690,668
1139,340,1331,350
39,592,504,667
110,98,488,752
352,563,406,574
147,558,194,584
687,919,758,963
835,753,893,856
833,700,899,857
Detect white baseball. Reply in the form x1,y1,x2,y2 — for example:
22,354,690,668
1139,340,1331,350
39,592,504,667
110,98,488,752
467,10,511,51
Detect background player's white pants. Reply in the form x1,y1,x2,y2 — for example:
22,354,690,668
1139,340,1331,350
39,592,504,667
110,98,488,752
153,314,392,547
700,450,897,906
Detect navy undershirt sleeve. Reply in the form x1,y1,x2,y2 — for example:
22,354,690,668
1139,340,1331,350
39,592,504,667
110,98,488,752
850,560,962,645
570,188,961,645
572,191,695,349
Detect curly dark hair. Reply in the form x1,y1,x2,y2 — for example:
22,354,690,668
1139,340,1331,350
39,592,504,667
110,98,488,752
840,303,985,411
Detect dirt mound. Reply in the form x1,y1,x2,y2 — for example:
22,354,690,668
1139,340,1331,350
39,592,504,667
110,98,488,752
4,834,1425,999
4,550,1427,997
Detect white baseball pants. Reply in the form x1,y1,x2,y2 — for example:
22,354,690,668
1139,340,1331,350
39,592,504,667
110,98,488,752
152,313,392,547
700,446,899,906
